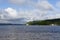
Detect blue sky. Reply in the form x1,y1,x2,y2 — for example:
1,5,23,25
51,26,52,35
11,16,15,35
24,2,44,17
0,0,60,24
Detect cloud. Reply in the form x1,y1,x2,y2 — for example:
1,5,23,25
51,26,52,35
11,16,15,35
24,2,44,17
0,8,27,24
9,0,54,21
9,0,54,10
0,8,18,20
35,1,54,10
0,0,60,24
4,0,51,19
0,7,48,23
4,8,18,18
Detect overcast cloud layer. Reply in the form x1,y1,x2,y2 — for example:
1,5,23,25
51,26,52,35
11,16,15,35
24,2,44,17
0,0,60,24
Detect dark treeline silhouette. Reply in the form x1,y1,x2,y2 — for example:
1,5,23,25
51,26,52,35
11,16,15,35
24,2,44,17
0,23,25,25
27,18,60,25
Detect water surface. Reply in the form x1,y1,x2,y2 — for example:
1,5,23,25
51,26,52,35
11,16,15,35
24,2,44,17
0,25,60,40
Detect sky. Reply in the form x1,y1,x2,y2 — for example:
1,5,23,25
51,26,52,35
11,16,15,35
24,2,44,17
0,0,60,24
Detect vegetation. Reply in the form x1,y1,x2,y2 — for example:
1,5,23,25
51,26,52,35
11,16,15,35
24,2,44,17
27,18,60,25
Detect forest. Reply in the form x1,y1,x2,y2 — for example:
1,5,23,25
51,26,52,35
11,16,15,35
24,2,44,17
27,18,60,25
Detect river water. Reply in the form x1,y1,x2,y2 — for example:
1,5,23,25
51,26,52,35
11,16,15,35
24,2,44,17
0,25,60,40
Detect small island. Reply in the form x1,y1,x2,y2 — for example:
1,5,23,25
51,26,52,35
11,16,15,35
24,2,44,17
27,18,60,25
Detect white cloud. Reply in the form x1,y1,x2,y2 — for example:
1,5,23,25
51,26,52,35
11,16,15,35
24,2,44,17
4,8,18,18
0,7,49,22
0,0,60,24
18,9,53,21
9,0,54,10
35,1,54,10
1,1,55,18
30,1,56,20
0,8,18,20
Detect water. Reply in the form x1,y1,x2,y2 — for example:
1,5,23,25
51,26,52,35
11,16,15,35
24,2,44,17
0,25,60,40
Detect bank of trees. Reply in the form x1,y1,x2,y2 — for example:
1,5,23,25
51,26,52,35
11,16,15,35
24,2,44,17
27,18,60,25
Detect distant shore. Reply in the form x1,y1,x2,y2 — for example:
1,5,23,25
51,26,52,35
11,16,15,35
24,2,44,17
27,18,60,25
0,23,26,25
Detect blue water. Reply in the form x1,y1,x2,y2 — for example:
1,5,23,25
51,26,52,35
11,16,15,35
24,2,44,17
0,25,60,33
0,25,60,40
